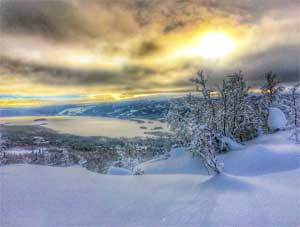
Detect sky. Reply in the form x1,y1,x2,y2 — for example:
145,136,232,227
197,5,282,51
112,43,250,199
0,0,299,107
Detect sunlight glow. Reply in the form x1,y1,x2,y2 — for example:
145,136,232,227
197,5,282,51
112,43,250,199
197,31,235,58
180,31,236,59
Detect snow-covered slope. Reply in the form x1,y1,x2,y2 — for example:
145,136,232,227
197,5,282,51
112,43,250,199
0,99,170,119
135,148,208,174
1,131,299,226
107,166,132,175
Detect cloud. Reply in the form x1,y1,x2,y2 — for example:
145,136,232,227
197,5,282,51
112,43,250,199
0,1,86,41
237,45,299,84
164,21,186,33
0,0,140,43
0,56,157,87
0,0,298,106
0,94,83,100
132,41,161,57
1,0,298,42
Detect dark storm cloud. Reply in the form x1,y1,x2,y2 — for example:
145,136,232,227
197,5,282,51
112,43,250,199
0,0,141,43
238,45,300,84
198,0,299,23
0,0,98,41
0,56,156,87
164,21,185,33
1,0,298,39
132,41,161,57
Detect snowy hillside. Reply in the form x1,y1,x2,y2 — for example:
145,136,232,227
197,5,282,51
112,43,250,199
0,99,170,120
1,130,299,226
135,148,208,174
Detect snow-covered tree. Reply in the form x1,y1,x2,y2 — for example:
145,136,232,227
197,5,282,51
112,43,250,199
288,84,300,143
218,79,230,136
166,95,194,146
189,124,222,174
168,71,225,174
289,84,300,127
226,72,259,141
191,71,218,131
114,143,139,170
215,72,259,141
260,71,284,132
251,96,268,135
227,72,248,136
261,71,282,106
167,70,282,173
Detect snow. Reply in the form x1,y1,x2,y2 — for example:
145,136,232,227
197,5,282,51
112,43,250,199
135,148,208,174
107,166,132,175
58,106,94,115
221,136,244,150
0,131,299,226
268,107,287,130
220,131,300,176
4,147,33,154
4,147,47,155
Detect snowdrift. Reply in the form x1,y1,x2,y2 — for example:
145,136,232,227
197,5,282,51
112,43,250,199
107,166,132,175
221,144,299,176
135,148,208,175
220,136,244,150
268,107,287,130
1,131,299,226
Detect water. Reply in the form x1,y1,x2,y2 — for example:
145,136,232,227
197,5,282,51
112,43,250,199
0,116,168,138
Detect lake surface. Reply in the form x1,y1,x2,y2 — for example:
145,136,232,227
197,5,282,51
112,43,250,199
0,116,168,138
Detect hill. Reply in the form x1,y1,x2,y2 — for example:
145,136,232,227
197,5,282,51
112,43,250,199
1,130,299,226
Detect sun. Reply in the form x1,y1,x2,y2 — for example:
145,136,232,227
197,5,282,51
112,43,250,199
197,31,235,58
180,31,236,59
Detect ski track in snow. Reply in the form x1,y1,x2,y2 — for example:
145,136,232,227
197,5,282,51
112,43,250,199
0,130,299,226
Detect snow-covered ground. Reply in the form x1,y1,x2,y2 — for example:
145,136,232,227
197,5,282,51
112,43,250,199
3,147,33,155
0,130,299,226
4,147,47,155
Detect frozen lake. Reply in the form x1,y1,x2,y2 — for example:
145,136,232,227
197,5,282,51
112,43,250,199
0,116,168,138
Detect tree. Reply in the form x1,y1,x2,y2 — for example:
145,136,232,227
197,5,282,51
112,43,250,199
167,70,281,174
216,72,258,141
288,84,300,143
290,84,300,127
167,71,222,174
189,124,222,174
261,71,282,107
218,79,230,136
166,95,194,146
191,71,218,132
227,72,259,141
168,71,223,174
260,71,283,132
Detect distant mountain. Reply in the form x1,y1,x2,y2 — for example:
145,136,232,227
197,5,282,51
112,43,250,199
0,99,171,120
